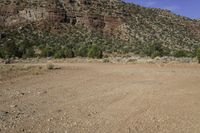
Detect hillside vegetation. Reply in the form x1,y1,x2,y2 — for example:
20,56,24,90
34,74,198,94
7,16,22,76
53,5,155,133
0,0,200,59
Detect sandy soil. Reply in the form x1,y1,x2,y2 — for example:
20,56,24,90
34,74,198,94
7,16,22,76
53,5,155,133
0,62,200,133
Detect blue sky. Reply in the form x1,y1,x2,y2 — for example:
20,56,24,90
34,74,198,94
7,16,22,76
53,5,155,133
123,0,200,19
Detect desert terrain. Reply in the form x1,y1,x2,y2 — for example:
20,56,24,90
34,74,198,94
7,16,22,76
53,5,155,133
0,61,200,133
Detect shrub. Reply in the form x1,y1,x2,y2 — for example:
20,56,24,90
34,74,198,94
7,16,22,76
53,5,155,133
41,47,54,57
196,48,200,63
16,39,35,58
77,45,88,57
0,48,4,58
22,47,35,58
87,45,103,59
3,40,19,58
52,47,75,58
63,48,74,58
54,50,64,58
151,51,161,58
47,63,54,70
141,42,166,58
173,50,188,58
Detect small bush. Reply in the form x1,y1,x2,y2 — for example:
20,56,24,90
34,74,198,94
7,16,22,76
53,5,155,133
78,45,88,57
41,47,54,57
173,50,188,58
196,49,200,63
47,63,54,70
22,48,35,58
88,45,103,59
0,48,4,58
3,40,19,58
63,48,74,58
54,51,64,58
151,51,162,59
141,42,167,58
103,58,110,63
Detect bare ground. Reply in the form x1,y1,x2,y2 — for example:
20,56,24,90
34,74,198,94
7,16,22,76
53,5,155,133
0,62,200,133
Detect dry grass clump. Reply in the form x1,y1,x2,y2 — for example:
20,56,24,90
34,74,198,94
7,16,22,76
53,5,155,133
0,64,45,82
46,63,61,70
46,63,55,70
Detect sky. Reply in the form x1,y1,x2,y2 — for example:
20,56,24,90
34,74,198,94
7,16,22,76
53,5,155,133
123,0,200,19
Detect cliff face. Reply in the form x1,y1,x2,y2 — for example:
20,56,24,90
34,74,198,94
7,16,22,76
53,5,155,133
0,0,124,37
1,0,200,53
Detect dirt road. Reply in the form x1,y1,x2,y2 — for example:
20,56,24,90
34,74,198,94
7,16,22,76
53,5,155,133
0,63,200,133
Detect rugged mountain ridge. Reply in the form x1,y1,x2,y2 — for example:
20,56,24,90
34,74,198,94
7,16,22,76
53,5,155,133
0,0,200,58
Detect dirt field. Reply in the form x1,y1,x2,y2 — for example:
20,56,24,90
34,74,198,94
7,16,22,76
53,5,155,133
0,62,200,133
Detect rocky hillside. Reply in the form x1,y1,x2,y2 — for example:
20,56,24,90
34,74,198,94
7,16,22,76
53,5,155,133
1,0,200,58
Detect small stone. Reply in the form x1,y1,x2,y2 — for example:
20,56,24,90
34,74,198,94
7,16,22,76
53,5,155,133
73,122,77,126
38,91,47,95
0,111,9,120
10,105,17,108
19,92,25,96
47,118,53,122
57,109,62,113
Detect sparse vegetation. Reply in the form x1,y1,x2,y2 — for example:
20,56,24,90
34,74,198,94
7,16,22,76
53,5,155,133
0,27,197,59
47,63,55,70
0,64,45,81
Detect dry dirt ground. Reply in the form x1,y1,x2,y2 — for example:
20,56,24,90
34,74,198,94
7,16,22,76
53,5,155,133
0,62,200,133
